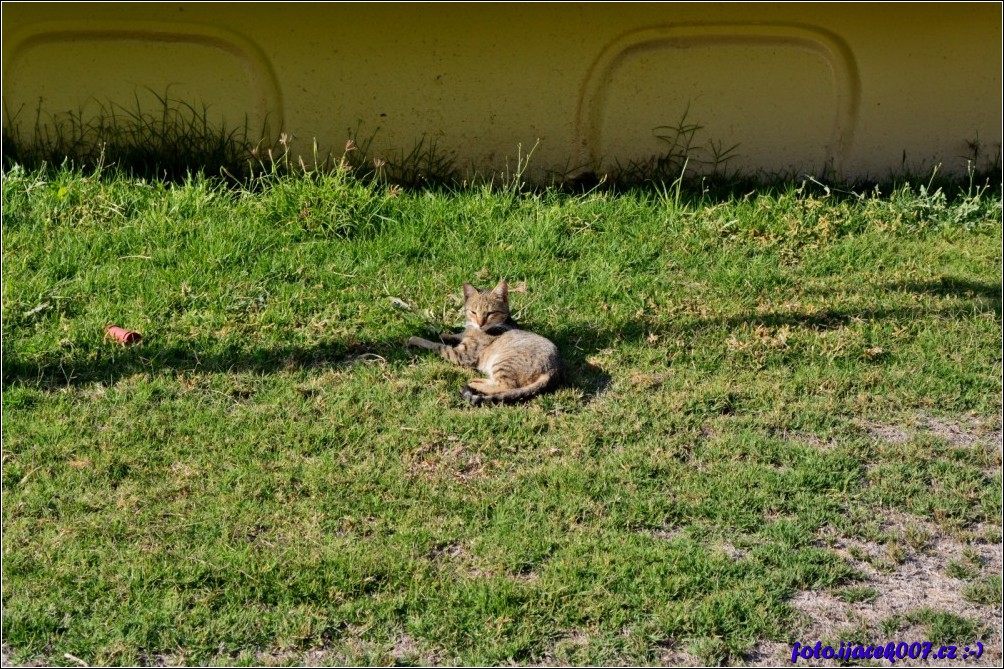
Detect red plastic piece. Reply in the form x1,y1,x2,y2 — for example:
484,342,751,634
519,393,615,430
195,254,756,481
105,325,142,345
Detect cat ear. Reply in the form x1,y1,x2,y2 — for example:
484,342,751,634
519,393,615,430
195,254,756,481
492,279,508,302
462,283,478,300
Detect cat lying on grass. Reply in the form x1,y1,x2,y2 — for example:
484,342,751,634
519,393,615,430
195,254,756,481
408,280,562,405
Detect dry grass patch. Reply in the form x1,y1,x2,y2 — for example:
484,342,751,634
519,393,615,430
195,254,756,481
749,510,1002,666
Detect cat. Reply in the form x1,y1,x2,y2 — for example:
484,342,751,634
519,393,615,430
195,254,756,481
407,279,562,405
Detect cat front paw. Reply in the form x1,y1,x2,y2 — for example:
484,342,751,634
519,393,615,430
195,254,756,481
408,336,441,350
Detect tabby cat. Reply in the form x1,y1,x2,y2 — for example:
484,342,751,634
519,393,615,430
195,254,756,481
407,279,562,405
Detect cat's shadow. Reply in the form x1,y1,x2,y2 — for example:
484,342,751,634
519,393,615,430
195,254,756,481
408,324,613,406
560,356,613,403
546,329,613,404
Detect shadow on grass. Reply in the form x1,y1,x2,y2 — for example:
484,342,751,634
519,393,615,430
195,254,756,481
2,337,394,390
886,277,1001,317
4,277,995,393
556,350,613,402
3,330,617,404
549,283,1000,364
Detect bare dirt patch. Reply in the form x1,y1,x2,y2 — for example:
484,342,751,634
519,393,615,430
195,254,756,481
859,420,911,445
747,511,1003,667
650,526,688,542
860,412,1002,450
714,540,747,560
404,436,489,481
388,634,441,666
784,430,840,451
0,645,41,668
427,542,466,561
921,416,984,449
528,630,587,666
657,641,705,667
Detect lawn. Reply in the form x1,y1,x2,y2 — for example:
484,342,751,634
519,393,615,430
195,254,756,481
2,162,1001,666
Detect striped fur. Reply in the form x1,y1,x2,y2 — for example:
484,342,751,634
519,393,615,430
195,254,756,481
408,279,562,405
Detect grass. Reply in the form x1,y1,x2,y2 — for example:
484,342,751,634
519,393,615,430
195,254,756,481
2,159,1001,666
3,90,257,182
903,609,989,646
964,575,1003,606
833,586,880,604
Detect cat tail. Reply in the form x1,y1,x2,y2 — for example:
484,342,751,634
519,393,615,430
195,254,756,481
461,372,557,406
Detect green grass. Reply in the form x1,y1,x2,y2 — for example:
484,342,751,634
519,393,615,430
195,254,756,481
903,609,988,646
833,586,880,604
964,575,1003,606
946,557,982,581
2,162,1001,665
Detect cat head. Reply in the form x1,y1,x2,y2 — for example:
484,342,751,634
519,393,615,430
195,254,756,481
462,279,510,329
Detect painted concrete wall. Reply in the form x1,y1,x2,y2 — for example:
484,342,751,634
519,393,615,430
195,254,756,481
3,2,1001,180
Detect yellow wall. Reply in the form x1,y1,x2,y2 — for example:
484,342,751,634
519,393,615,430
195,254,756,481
3,2,1001,180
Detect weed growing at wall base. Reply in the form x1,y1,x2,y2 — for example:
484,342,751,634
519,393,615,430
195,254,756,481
2,89,260,181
